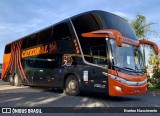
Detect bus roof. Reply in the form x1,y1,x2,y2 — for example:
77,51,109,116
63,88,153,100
6,10,129,44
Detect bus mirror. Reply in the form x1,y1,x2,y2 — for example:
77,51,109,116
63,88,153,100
107,30,122,47
82,29,122,47
139,39,159,55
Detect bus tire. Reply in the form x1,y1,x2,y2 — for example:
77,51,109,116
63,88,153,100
14,74,21,86
64,75,80,96
9,75,14,86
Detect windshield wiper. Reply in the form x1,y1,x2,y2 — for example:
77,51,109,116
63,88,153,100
112,65,121,71
112,65,145,73
112,65,135,72
112,65,136,72
123,67,136,72
135,65,146,73
136,69,146,73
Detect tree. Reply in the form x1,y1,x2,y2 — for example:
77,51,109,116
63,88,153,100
130,14,157,66
148,50,160,89
148,50,160,66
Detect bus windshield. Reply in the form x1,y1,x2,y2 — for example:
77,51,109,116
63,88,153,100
100,11,138,40
110,39,145,72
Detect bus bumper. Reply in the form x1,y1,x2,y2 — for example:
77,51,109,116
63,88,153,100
108,78,147,96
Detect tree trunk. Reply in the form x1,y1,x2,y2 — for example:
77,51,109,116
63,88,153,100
142,44,146,68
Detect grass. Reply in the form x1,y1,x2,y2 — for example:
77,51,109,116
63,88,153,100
148,87,157,91
147,87,160,95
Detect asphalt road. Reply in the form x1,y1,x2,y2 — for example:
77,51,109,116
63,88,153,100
0,79,160,115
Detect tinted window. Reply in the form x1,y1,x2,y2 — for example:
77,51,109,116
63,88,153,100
72,13,101,34
0,64,2,69
21,37,28,49
27,34,39,48
38,27,53,44
101,12,138,40
26,54,61,69
52,23,71,40
79,36,108,67
5,44,11,54
56,39,75,53
53,22,76,54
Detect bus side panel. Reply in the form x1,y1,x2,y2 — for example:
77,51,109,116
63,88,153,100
79,65,109,94
58,64,109,94
2,43,13,81
1,53,11,79
2,40,27,83
16,40,27,84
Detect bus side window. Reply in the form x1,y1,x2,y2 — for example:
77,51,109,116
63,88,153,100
53,22,75,53
21,37,28,50
27,34,39,48
72,13,101,34
4,44,11,54
52,22,71,40
26,58,35,68
38,27,53,45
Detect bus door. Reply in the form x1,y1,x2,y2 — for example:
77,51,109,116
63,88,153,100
88,45,108,92
89,65,108,93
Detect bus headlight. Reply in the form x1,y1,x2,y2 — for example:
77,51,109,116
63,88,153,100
114,86,122,92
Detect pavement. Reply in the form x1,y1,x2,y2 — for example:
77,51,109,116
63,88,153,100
0,79,160,115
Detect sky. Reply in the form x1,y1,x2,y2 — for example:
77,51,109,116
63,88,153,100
0,0,160,64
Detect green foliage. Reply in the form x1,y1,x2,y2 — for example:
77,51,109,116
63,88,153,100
147,74,156,88
152,62,160,89
148,50,160,65
130,13,157,39
130,13,158,66
148,50,154,65
156,82,160,89
148,54,160,89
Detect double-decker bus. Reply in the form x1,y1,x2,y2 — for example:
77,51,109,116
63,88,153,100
2,10,158,96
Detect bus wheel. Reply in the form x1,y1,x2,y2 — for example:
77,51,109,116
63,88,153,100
64,75,80,96
9,75,14,86
14,74,21,86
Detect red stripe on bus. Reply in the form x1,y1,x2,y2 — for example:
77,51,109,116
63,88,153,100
16,41,23,79
18,40,27,79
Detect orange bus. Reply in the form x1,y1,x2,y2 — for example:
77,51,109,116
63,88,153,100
1,10,158,96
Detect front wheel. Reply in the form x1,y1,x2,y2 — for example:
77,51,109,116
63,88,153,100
14,74,21,86
64,75,80,96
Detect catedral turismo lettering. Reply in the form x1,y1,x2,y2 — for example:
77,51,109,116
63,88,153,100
22,45,48,58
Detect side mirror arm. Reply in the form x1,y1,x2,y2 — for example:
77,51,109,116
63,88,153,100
139,39,159,55
82,29,122,47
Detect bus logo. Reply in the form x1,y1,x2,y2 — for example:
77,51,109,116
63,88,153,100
22,42,57,58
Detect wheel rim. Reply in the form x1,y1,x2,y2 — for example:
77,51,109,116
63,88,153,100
9,77,13,83
68,81,77,91
14,75,18,85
